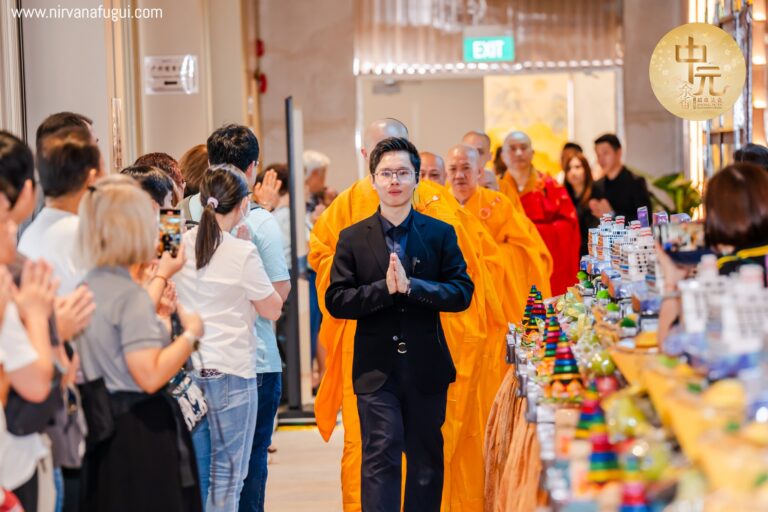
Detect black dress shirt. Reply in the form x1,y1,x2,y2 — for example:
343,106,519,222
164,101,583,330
378,208,414,267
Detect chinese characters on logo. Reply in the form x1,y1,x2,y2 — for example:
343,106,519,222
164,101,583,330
650,23,745,121
675,36,727,111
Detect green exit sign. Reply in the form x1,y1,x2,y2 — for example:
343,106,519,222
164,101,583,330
463,35,515,63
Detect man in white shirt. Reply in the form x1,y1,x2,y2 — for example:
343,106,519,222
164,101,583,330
1,128,94,342
19,125,103,295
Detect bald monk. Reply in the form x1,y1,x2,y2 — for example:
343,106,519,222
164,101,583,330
419,152,446,186
498,131,580,296
461,132,532,241
312,119,502,511
462,130,500,191
445,144,552,419
446,144,552,312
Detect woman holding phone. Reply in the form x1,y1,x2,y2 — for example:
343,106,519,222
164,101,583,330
74,175,204,512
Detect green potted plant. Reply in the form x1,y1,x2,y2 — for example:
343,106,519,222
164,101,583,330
650,172,702,217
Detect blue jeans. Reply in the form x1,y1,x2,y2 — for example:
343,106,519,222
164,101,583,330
53,467,63,512
307,269,322,360
239,372,282,512
191,372,258,512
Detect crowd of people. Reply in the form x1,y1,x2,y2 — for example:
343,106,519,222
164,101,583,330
0,113,334,512
2,107,766,512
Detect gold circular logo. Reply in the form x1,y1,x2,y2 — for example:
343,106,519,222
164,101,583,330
649,23,746,121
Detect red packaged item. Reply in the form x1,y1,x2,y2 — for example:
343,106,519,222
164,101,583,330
0,488,23,512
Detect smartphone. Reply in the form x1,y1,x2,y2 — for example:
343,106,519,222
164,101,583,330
158,208,183,257
654,221,713,265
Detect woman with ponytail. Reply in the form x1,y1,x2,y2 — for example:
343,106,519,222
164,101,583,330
173,164,283,511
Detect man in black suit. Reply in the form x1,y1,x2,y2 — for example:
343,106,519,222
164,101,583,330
326,137,474,512
590,133,652,221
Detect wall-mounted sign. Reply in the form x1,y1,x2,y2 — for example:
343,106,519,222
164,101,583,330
463,26,514,63
144,55,199,95
649,23,746,121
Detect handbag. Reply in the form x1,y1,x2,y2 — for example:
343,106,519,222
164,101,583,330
4,365,63,436
167,312,207,431
45,384,87,468
168,369,208,431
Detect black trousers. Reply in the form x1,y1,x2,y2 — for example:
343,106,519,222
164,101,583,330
356,354,447,512
12,469,37,512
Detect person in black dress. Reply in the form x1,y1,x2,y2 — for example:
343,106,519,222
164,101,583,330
564,152,599,256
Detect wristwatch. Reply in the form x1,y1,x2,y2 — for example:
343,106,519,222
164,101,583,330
180,330,200,351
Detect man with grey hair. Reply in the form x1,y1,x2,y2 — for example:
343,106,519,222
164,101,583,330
498,130,580,296
303,149,331,219
461,130,499,191
302,149,332,399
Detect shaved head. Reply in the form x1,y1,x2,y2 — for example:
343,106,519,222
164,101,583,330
447,144,480,166
363,118,409,160
501,130,534,173
462,131,491,151
462,130,492,171
463,130,491,147
446,144,482,204
503,130,532,147
419,151,446,185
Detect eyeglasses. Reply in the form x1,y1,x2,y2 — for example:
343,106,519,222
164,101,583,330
375,168,415,183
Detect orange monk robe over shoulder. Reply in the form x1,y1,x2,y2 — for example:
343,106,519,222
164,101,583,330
460,186,553,312
445,202,515,466
458,186,553,413
310,177,498,512
497,175,519,209
501,170,580,296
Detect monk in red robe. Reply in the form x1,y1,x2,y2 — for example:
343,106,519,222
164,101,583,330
498,131,580,296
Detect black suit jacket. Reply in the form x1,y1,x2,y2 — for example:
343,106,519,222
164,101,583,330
592,166,652,221
325,210,474,395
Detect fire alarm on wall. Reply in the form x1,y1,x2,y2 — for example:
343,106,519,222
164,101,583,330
257,72,267,94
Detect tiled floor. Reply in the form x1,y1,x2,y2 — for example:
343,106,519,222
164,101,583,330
264,427,344,511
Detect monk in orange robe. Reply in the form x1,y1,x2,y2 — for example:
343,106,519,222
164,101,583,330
498,131,580,296
445,144,552,414
312,120,501,512
462,130,500,192
446,144,552,311
418,152,446,185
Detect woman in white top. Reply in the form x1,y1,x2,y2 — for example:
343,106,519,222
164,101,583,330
174,164,283,512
